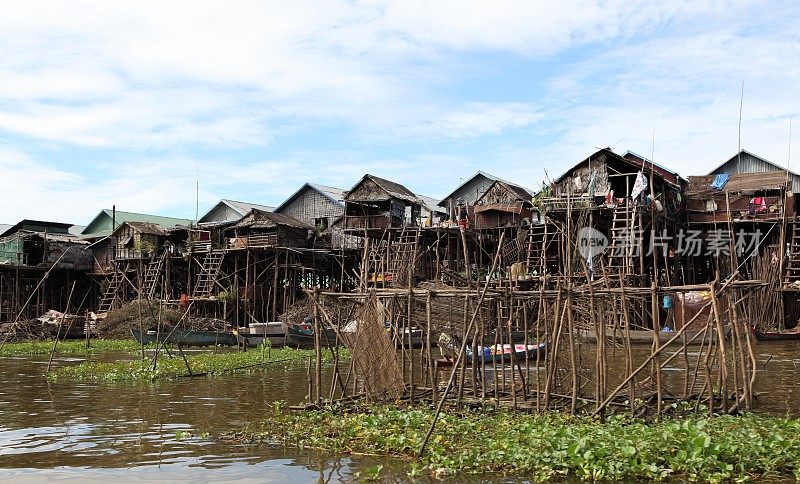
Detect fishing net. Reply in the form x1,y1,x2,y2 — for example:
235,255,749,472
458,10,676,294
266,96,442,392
341,293,404,401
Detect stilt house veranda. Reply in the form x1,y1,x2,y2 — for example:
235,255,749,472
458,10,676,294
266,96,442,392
225,209,313,249
343,174,422,231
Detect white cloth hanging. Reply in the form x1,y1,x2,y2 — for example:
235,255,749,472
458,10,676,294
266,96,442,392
630,171,648,201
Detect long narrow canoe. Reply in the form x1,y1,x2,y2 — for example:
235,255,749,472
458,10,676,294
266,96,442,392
468,342,547,365
131,328,238,347
437,332,546,365
753,327,800,341
284,322,339,348
580,326,730,345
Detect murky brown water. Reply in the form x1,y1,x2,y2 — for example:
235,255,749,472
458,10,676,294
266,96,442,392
0,342,798,482
0,352,419,482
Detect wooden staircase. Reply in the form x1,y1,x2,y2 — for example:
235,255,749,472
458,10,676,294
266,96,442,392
192,251,225,298
606,204,638,277
142,253,167,299
784,220,800,288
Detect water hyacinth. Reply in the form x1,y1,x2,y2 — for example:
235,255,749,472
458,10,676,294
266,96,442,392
244,405,800,482
0,339,144,357
47,345,348,382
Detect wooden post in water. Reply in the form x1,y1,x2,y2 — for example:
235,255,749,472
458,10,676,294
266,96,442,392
313,288,321,405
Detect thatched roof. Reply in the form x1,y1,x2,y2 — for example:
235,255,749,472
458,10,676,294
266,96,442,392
345,174,419,204
232,209,313,230
112,221,168,236
686,172,791,197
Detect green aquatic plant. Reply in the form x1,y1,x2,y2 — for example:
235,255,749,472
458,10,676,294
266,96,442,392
0,339,144,357
242,405,800,482
47,345,349,382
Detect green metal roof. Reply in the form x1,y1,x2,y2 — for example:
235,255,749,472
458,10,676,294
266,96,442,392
81,209,193,237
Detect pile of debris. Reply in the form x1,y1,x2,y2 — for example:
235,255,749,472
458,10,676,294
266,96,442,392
94,301,231,339
278,297,316,326
95,300,184,339
185,317,230,332
0,310,84,341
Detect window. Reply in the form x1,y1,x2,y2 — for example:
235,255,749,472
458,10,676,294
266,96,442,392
314,217,329,231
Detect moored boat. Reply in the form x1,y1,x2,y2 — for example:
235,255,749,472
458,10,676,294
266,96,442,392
580,326,730,345
437,332,546,365
753,327,800,341
284,321,339,348
131,328,238,347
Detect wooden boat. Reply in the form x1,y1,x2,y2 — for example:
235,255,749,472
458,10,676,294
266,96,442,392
131,328,238,347
469,342,547,364
284,322,339,348
237,322,289,347
580,326,730,345
753,327,800,341
390,328,425,349
437,332,546,365
235,333,288,347
486,329,532,344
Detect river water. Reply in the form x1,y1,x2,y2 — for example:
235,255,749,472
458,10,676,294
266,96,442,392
0,352,411,482
1,342,798,482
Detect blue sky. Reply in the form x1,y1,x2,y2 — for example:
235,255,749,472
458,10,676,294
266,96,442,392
1,0,799,225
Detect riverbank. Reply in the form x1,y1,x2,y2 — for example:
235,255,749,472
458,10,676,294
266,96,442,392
47,345,348,382
240,405,800,481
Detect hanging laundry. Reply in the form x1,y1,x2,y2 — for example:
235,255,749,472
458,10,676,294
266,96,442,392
630,171,648,201
710,173,730,190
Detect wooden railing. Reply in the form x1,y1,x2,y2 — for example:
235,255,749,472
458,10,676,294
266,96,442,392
344,215,391,230
228,234,278,249
188,240,212,252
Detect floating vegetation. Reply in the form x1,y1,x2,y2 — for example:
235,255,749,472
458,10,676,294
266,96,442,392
0,339,143,357
242,405,800,482
48,345,349,382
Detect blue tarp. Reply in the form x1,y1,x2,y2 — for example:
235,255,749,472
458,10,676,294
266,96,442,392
710,173,730,190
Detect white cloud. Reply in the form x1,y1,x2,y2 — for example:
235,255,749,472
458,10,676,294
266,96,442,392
1,0,799,224
0,0,768,149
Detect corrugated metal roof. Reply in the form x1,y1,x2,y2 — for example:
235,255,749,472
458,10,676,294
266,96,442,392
417,195,446,214
274,183,346,213
1,220,74,238
221,199,275,215
309,183,346,203
198,199,275,224
707,150,800,192
82,209,193,236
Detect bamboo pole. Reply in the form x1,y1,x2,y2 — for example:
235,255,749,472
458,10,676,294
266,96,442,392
417,231,505,457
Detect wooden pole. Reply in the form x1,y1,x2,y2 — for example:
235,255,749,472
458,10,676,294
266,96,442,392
417,231,505,458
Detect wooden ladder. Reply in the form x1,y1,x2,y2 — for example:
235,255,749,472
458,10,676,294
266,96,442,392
192,251,225,298
606,204,638,277
142,253,166,299
525,225,548,275
389,227,421,287
784,220,800,287
98,270,123,314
